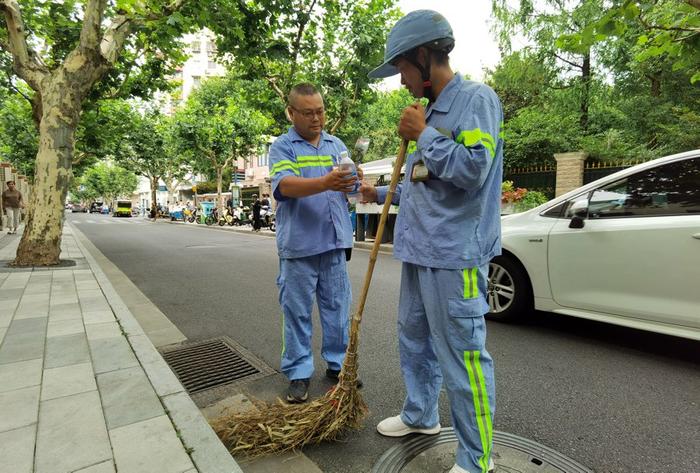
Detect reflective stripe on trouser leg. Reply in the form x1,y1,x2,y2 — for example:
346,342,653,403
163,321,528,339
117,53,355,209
464,350,493,473
277,255,319,380
316,249,351,372
463,267,479,299
404,263,494,473
398,262,443,429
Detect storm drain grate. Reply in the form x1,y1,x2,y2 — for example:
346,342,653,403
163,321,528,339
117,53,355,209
161,337,274,394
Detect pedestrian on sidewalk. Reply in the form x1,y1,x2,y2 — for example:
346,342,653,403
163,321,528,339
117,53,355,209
360,10,503,473
251,194,262,232
269,82,361,403
2,180,24,234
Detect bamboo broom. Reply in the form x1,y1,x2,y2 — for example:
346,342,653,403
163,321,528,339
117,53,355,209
213,139,410,458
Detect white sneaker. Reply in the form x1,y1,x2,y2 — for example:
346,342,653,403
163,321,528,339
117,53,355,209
376,415,441,437
449,458,495,473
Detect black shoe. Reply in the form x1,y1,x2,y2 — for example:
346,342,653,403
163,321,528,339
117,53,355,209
286,378,309,403
326,369,363,388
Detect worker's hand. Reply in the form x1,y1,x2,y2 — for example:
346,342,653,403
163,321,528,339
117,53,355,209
358,183,377,203
398,103,426,141
323,168,357,193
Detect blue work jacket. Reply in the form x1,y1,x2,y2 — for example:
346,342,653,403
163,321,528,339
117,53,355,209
377,74,504,270
269,128,353,259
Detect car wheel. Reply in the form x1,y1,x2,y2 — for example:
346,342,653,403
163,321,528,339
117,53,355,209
486,254,532,322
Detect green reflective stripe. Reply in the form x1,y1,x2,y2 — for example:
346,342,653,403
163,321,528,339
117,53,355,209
296,155,334,169
464,351,489,472
463,267,479,299
271,164,300,176
407,141,417,155
464,351,492,473
271,160,300,175
298,161,333,169
296,155,333,163
456,128,496,159
474,352,493,471
498,121,504,140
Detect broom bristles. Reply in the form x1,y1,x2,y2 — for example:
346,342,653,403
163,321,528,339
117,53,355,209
213,379,367,458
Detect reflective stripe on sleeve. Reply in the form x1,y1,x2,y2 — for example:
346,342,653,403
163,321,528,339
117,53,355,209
456,128,496,159
271,160,300,176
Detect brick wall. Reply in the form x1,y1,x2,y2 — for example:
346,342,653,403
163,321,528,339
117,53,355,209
554,152,588,197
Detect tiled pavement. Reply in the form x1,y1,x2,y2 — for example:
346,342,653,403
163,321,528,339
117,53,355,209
0,226,241,473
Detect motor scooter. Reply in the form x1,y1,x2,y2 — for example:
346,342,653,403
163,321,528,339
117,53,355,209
233,206,252,226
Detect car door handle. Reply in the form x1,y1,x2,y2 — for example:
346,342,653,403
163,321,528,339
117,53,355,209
693,233,700,240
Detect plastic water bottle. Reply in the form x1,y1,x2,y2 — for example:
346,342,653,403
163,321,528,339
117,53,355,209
338,151,359,204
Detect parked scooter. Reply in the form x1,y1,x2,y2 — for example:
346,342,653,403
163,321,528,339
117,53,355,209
233,206,252,226
218,207,235,226
260,205,276,232
183,207,197,223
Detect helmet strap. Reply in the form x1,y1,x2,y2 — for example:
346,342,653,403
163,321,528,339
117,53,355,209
406,48,435,103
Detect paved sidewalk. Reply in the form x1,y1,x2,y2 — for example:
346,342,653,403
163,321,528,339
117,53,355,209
0,227,241,473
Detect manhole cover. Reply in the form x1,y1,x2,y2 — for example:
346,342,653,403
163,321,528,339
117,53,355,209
161,337,275,394
372,428,593,473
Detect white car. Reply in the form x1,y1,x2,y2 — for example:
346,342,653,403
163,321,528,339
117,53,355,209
487,150,700,341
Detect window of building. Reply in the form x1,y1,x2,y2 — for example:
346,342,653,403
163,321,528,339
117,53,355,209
191,40,201,53
208,60,217,70
192,76,201,87
257,144,271,168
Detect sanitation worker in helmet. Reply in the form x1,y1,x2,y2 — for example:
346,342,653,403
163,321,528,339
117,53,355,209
360,10,504,473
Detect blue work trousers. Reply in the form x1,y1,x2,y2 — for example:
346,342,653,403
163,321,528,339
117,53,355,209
398,262,495,473
277,249,351,380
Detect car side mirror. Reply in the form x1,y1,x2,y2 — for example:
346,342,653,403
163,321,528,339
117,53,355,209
569,202,588,228
569,215,585,229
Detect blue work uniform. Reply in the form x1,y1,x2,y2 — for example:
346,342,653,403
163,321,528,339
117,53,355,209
376,74,503,473
269,127,353,380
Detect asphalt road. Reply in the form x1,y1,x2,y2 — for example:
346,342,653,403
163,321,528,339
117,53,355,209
69,213,700,473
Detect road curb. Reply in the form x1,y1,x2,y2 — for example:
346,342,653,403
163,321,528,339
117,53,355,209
69,222,244,473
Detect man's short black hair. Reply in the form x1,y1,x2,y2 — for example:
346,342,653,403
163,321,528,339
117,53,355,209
288,83,321,106
6,180,15,185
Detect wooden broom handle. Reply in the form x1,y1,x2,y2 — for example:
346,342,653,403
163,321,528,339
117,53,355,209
347,139,408,348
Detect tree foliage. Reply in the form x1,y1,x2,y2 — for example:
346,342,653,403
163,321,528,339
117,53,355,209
209,0,401,135
73,162,138,205
338,88,413,162
558,1,700,83
170,75,272,209
489,1,700,168
0,90,36,175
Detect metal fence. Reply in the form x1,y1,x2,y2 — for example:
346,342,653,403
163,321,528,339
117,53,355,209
583,164,630,184
505,161,637,199
504,166,556,199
